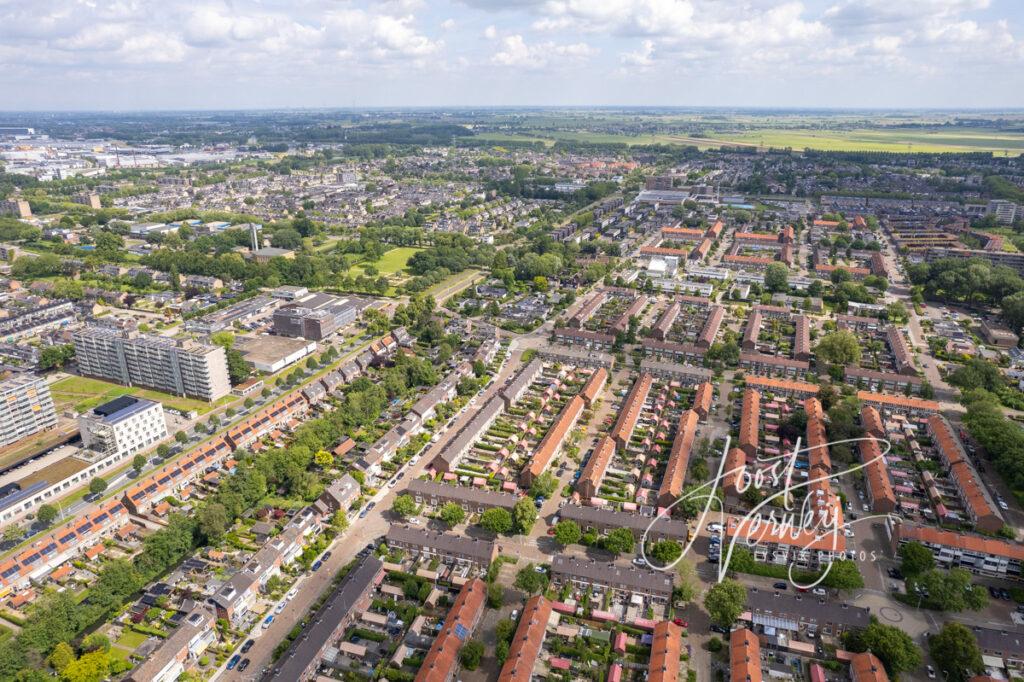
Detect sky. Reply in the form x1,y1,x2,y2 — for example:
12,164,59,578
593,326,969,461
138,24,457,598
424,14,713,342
0,0,1022,111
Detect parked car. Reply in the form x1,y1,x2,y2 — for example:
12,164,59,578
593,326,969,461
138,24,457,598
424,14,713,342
240,640,254,654
262,615,274,629
672,618,688,627
927,666,936,679
710,624,729,634
707,523,723,533
238,658,250,672
812,588,827,597
773,582,788,590
311,560,323,571
322,551,332,561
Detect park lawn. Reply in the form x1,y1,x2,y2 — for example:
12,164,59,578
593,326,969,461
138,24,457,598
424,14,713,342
349,246,422,278
49,375,227,415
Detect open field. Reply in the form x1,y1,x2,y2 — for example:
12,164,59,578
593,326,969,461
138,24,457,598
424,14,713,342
49,375,224,415
471,122,1024,155
707,127,1024,154
349,246,422,278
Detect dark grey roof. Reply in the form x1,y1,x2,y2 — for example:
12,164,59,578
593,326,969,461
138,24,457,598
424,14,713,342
264,556,382,681
559,505,689,540
385,525,495,564
745,587,870,629
550,555,674,596
405,478,517,510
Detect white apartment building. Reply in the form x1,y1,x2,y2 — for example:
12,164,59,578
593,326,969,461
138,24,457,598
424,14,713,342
0,374,58,448
79,396,168,459
73,328,231,401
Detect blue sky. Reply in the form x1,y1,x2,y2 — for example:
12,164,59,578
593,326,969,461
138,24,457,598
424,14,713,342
0,0,1022,110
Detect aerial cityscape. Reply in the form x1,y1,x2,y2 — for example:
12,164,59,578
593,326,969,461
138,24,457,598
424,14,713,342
2,2,1024,682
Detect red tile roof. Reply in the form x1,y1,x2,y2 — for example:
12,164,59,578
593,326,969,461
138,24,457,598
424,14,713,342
416,578,487,682
659,410,699,506
499,596,552,682
850,652,890,682
649,621,684,682
730,628,763,682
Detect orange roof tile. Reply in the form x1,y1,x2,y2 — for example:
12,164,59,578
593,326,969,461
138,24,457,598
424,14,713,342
730,628,763,682
416,578,487,682
850,652,889,682
499,596,552,682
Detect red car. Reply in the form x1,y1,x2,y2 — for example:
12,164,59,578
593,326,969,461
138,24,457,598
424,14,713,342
546,527,556,536
672,618,688,628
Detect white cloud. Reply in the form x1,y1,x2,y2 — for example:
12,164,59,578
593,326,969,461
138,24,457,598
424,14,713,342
483,24,498,39
441,18,456,31
491,34,596,68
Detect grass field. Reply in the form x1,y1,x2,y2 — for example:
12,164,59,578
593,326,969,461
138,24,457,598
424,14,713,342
471,124,1024,155
49,376,224,415
116,630,150,649
688,127,1024,155
348,246,422,278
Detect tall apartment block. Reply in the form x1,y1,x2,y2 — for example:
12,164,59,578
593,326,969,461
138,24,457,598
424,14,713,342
0,374,58,447
72,328,231,402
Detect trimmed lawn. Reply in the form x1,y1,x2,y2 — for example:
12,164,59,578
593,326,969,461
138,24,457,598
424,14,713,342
116,630,150,649
49,375,226,415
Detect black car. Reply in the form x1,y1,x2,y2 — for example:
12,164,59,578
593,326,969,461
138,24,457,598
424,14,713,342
710,624,730,634
322,551,332,562
773,582,788,590
999,588,1012,600
240,639,254,654
237,658,251,672
989,585,1000,598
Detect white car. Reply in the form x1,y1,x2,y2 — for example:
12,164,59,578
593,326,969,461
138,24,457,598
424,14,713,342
409,517,421,525
812,588,827,596
707,523,723,533
844,529,855,538
999,500,1010,511
410,455,420,465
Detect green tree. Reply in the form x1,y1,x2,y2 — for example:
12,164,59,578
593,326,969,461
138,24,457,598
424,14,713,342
929,623,983,682
438,502,466,528
814,330,862,366
460,640,485,671
81,633,110,653
674,558,699,604
39,344,75,371
88,477,107,496
59,650,109,682
486,582,504,608
197,503,229,544
846,622,923,678
480,507,514,534
899,541,935,577
553,520,582,547
650,540,682,565
512,497,538,534
529,471,559,499
175,431,188,444
47,642,74,672
821,560,864,590
156,443,170,459
913,568,986,612
132,454,146,474
764,263,789,293
36,504,58,526
601,528,635,555
313,450,334,469
704,579,747,627
331,510,349,532
514,565,547,595
392,494,418,518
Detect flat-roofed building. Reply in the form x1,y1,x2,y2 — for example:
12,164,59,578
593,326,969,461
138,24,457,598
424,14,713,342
743,587,869,637
79,396,167,460
0,374,57,448
72,328,230,401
